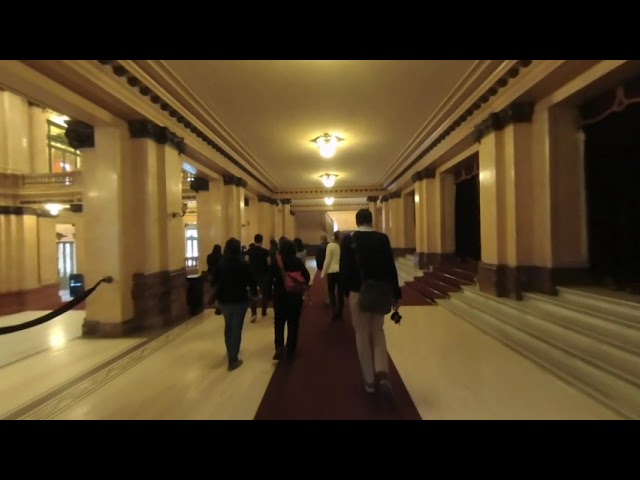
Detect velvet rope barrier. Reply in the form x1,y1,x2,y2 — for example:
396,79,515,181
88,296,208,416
0,276,113,336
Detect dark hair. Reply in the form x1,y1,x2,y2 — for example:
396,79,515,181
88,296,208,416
333,230,341,242
269,239,278,250
278,236,288,249
293,237,304,252
223,237,242,258
254,233,263,244
279,238,297,258
355,208,373,226
211,244,222,257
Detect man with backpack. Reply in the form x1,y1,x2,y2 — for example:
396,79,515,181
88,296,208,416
340,209,401,396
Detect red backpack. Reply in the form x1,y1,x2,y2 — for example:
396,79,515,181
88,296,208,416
276,255,307,294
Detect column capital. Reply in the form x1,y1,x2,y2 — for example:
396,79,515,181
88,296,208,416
65,120,95,149
366,196,379,203
389,191,402,200
380,194,390,204
289,210,296,216
280,198,292,205
128,119,186,154
411,166,436,183
222,174,248,189
474,101,535,142
258,194,279,205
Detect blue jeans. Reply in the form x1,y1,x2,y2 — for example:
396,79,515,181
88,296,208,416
219,303,248,362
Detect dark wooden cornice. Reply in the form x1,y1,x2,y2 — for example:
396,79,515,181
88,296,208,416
280,198,292,205
98,61,274,193
366,196,379,203
65,120,95,149
389,191,402,200
222,175,248,188
258,194,279,205
412,166,437,183
0,205,38,216
473,101,535,142
388,60,533,187
128,119,186,154
380,194,390,204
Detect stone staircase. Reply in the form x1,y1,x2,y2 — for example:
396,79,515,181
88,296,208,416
395,254,477,305
440,284,640,419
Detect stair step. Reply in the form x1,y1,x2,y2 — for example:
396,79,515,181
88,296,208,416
435,266,476,283
416,274,461,293
523,292,640,355
556,288,640,327
441,295,638,419
407,280,449,300
431,270,474,287
458,287,640,387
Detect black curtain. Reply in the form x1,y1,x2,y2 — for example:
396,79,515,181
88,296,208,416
455,173,481,261
583,103,640,287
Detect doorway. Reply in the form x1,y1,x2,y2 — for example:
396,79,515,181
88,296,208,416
582,101,640,290
454,155,481,264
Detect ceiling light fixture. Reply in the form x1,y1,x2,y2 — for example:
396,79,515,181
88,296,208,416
324,197,335,206
320,173,338,188
44,203,66,216
311,133,344,159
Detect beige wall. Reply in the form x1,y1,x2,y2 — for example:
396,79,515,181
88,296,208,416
296,210,327,244
327,210,358,232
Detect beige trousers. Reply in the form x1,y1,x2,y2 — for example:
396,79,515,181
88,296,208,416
349,292,389,385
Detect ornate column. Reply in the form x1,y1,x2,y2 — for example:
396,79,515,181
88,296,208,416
386,191,404,250
194,176,224,274
474,102,535,298
367,196,379,228
65,120,138,335
257,195,278,241
127,119,188,328
280,199,293,238
222,175,247,242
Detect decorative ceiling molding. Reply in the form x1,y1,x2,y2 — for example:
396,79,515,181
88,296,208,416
385,61,533,188
130,60,280,189
96,61,275,193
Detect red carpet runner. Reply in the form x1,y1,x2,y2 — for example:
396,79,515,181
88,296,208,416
254,273,422,420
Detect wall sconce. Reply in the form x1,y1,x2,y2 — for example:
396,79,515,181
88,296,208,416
242,220,251,228
171,203,188,218
311,133,344,159
320,173,338,188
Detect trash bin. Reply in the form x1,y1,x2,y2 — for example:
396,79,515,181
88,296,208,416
186,274,204,316
69,273,85,299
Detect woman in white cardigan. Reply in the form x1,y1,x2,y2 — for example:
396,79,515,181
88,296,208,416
320,230,344,321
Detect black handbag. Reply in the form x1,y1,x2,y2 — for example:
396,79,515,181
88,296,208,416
352,237,394,315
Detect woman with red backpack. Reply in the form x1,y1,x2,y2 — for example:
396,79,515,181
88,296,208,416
270,238,311,362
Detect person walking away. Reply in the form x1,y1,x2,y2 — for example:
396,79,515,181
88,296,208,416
271,238,311,361
245,234,271,322
321,230,344,321
316,234,330,306
340,209,401,395
213,237,257,371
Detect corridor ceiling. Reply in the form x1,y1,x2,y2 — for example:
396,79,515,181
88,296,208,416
143,60,486,194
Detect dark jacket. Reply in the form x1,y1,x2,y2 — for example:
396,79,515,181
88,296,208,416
213,257,256,304
271,255,311,297
340,230,401,300
315,241,328,271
